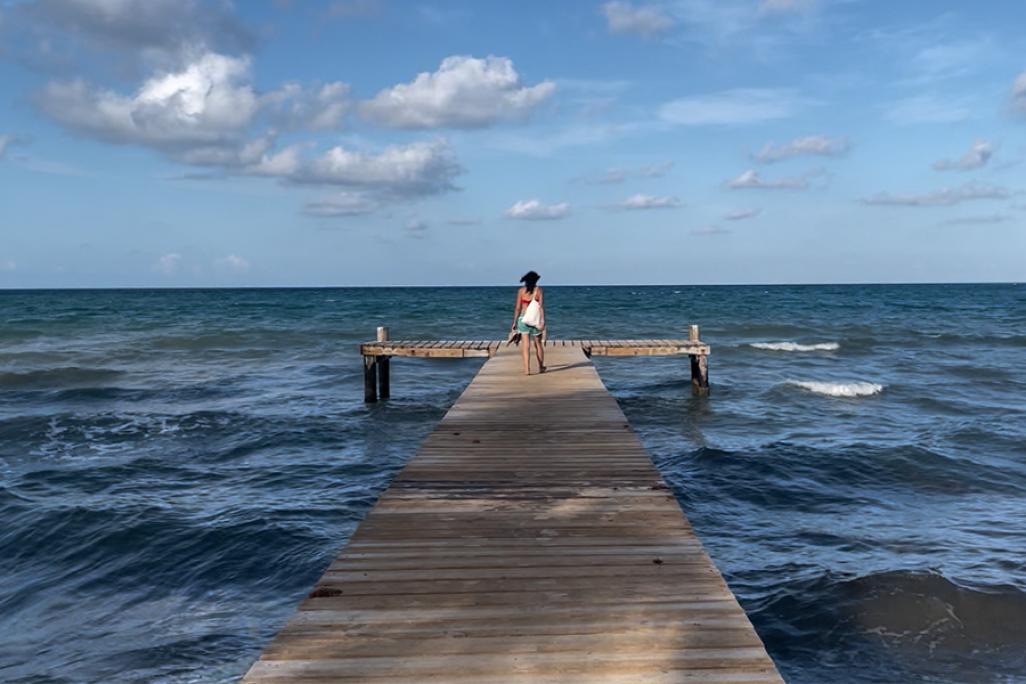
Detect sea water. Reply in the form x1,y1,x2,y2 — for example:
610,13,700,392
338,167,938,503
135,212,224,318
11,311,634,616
1,284,1024,683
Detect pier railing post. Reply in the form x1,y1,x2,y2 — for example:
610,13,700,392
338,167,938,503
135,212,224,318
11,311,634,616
689,324,709,396
377,326,390,400
363,354,378,403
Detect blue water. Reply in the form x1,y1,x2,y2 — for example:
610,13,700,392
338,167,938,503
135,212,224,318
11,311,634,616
1,285,1025,683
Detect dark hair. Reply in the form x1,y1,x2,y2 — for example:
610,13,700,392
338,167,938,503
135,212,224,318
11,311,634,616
520,270,540,293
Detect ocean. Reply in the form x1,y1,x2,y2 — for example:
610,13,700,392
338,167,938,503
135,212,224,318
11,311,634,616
1,284,1024,683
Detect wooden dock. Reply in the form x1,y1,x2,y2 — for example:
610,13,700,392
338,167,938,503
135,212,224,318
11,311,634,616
241,345,782,683
360,330,712,402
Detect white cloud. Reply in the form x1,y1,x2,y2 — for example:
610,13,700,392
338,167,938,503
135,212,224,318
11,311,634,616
215,254,250,272
933,140,994,171
263,81,350,131
602,2,675,36
725,207,761,220
727,169,808,190
0,259,16,272
303,192,379,217
361,55,555,129
39,52,259,147
753,135,848,163
884,95,971,124
153,253,182,274
406,218,428,233
244,144,303,177
505,199,571,220
295,139,461,196
660,88,804,126
861,183,1009,207
1012,71,1026,116
617,193,681,209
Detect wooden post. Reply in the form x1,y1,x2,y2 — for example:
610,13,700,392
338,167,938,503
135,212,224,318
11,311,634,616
689,325,708,395
690,354,709,396
376,326,390,400
363,354,378,403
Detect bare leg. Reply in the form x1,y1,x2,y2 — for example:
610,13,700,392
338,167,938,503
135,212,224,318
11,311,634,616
534,334,545,372
522,331,531,375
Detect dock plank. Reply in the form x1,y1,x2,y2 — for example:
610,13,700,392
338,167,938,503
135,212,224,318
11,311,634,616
243,346,777,683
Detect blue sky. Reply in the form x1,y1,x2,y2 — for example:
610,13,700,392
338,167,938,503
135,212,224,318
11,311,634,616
1,0,1024,287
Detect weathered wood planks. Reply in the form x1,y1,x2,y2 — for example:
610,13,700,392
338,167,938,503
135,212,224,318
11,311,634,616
241,346,779,683
360,339,711,358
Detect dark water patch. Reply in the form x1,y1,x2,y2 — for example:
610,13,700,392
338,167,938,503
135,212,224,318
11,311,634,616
0,367,124,390
749,570,1026,683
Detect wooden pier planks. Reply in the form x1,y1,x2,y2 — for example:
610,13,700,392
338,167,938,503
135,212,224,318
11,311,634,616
361,339,711,358
242,346,779,683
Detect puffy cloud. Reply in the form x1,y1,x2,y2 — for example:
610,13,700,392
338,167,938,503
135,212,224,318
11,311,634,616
38,52,259,147
617,193,681,209
1011,71,1026,116
660,88,804,126
295,140,461,197
601,2,675,36
753,135,848,163
153,253,181,274
727,169,808,190
932,140,994,171
215,254,250,272
303,192,379,218
361,55,555,129
861,183,1009,207
725,207,761,220
505,199,571,220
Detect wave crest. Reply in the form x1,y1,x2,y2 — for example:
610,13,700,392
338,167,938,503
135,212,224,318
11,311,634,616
751,341,840,352
790,380,883,397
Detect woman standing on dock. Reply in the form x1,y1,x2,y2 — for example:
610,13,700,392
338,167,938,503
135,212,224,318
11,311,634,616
512,271,546,375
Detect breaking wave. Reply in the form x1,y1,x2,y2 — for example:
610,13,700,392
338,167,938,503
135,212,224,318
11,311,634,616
751,341,840,352
789,380,883,397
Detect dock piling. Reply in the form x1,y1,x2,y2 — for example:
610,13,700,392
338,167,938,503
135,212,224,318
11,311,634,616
376,326,390,400
689,325,709,396
363,354,378,403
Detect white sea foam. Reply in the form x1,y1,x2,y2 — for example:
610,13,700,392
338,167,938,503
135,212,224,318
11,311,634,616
790,380,883,397
751,341,840,352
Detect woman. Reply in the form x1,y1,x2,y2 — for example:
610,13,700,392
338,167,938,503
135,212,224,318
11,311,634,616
511,270,545,375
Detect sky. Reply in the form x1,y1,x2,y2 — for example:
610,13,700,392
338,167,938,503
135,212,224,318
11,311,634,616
1,0,1025,287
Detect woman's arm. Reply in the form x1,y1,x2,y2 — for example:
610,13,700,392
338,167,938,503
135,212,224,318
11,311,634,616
512,288,522,329
537,287,545,329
